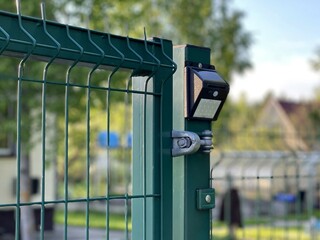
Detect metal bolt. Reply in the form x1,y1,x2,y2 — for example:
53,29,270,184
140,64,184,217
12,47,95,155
213,90,219,97
177,138,188,148
205,195,211,203
198,63,203,68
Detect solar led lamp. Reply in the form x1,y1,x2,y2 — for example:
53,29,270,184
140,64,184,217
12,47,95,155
186,65,229,121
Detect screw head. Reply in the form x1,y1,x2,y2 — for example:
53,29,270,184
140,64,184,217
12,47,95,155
205,195,211,203
198,63,203,68
213,90,219,97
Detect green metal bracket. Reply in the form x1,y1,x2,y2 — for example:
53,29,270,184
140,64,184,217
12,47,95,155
197,188,215,210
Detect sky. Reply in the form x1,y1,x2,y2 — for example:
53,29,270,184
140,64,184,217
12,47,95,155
230,0,320,102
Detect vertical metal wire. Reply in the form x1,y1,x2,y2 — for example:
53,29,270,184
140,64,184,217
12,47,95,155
85,29,105,240
210,153,224,240
158,38,177,240
64,25,84,240
308,159,319,240
283,157,296,240
293,155,302,240
241,157,256,240
210,168,214,240
39,3,61,239
270,155,285,239
0,27,10,54
223,156,236,239
123,73,131,240
255,155,267,240
125,36,143,240
15,1,36,239
105,33,124,240
314,160,320,240
142,29,160,240
267,156,276,240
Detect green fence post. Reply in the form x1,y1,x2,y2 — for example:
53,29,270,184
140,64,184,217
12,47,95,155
132,38,174,240
173,45,212,240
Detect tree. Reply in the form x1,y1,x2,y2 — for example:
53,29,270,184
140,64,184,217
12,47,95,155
310,46,320,146
311,47,320,70
57,0,252,82
56,0,253,153
311,46,320,100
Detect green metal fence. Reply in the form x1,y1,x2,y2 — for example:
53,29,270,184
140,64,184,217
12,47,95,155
3,2,319,240
211,151,320,240
0,2,176,239
0,2,234,240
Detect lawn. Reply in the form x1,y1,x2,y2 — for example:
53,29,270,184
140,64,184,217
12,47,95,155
54,210,131,231
54,210,319,239
212,226,315,240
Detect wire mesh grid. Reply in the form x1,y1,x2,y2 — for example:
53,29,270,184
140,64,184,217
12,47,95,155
210,151,320,240
0,2,176,239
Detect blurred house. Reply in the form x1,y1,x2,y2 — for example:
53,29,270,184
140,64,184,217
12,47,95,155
0,114,56,234
256,96,320,151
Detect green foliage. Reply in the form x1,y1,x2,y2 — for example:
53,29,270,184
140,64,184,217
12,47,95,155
214,94,258,149
58,0,252,82
170,0,252,80
57,0,252,154
0,0,56,18
311,47,320,71
311,47,320,101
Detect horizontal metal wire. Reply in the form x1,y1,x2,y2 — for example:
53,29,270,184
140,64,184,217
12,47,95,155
211,174,316,181
0,75,162,96
0,194,161,208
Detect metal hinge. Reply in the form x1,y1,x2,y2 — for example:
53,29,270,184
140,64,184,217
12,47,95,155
172,130,213,157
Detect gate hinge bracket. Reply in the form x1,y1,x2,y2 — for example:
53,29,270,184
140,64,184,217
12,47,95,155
171,130,213,157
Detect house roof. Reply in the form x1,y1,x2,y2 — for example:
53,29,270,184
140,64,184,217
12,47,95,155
278,99,320,131
278,100,305,116
257,97,320,150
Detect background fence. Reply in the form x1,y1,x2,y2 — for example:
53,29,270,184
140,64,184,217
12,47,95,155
211,151,320,239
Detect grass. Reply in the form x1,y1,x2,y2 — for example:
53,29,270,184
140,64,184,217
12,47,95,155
54,210,132,231
54,209,319,239
212,226,316,240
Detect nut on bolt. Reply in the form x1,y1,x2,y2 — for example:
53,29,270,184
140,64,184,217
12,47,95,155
177,138,190,148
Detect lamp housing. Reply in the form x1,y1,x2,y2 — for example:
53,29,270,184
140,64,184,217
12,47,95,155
186,65,229,121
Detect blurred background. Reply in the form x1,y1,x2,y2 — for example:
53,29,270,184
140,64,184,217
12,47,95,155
0,0,320,239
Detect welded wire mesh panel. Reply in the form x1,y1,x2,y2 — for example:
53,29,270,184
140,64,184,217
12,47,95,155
210,151,320,240
0,2,175,240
